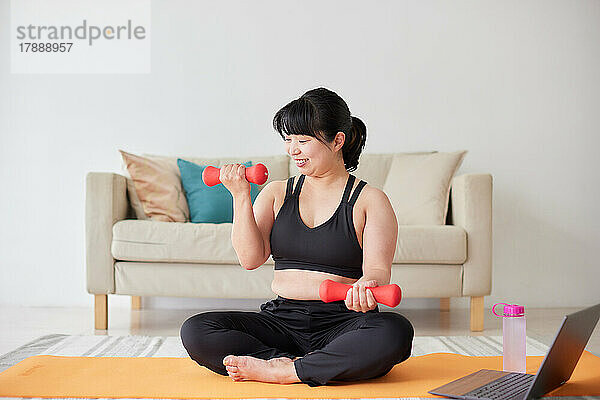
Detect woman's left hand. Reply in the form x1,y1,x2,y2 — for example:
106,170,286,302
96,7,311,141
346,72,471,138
345,280,378,312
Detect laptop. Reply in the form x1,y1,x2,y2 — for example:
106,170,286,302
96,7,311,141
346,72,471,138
428,303,600,400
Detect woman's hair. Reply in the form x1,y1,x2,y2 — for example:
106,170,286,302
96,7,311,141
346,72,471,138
272,87,367,172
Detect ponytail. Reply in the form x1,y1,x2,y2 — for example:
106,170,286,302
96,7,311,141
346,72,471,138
342,116,367,172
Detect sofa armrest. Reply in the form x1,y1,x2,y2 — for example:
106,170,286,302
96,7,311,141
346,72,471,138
450,173,493,297
85,172,129,294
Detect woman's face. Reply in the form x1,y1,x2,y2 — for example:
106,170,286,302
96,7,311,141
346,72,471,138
284,133,341,174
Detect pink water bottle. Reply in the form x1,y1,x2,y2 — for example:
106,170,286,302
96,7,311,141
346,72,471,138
492,303,526,373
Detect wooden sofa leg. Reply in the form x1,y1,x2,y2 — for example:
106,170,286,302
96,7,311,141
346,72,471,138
95,294,108,330
132,296,142,310
440,298,450,312
470,296,484,332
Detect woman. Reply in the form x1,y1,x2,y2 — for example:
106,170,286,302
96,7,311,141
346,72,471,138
180,87,414,386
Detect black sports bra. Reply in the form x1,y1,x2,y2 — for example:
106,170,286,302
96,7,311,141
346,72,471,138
269,174,367,279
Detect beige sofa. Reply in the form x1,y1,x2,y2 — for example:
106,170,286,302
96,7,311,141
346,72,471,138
85,153,492,332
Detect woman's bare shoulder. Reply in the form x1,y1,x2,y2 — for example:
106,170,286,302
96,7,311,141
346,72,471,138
262,178,293,202
271,176,302,196
361,183,389,202
358,185,397,233
358,184,394,209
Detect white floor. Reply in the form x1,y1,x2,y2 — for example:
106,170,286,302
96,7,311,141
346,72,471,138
1,302,599,357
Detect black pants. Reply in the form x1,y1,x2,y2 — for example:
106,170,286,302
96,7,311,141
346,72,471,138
180,296,414,387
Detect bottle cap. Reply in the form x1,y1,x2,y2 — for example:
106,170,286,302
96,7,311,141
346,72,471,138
492,303,525,317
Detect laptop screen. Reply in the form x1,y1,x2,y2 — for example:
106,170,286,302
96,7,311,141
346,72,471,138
525,303,600,399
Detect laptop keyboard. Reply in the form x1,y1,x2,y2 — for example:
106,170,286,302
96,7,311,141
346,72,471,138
464,373,535,400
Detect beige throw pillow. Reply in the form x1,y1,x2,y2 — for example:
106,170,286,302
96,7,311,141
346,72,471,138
119,150,190,222
383,151,467,225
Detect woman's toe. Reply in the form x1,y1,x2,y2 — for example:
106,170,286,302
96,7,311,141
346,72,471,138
223,355,236,366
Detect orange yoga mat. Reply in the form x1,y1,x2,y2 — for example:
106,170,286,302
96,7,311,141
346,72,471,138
1,352,600,399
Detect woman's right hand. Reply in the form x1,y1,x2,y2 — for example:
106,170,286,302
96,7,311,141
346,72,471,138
219,163,250,197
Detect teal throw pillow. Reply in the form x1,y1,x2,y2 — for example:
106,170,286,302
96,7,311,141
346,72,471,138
177,159,259,224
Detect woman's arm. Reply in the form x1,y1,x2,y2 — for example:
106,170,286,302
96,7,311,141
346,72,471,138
220,163,275,270
346,187,398,312
356,187,398,286
231,181,276,269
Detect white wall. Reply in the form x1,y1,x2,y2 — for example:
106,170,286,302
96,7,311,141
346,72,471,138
1,0,599,311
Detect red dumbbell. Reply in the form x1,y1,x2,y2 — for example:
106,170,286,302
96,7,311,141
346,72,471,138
319,279,402,308
202,163,269,187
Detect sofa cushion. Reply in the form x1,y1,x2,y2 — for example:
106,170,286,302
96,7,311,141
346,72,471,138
111,220,466,265
383,151,467,225
394,225,466,264
111,220,263,265
119,150,190,223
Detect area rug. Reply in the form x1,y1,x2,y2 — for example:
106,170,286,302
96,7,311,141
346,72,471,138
0,335,596,400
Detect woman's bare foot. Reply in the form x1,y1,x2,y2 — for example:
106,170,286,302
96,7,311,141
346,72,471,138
223,355,300,384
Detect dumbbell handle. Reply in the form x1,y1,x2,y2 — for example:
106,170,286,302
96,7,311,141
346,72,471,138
202,163,269,187
319,279,402,308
